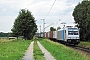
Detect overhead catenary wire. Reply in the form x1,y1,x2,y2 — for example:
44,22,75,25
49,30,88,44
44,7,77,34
58,0,83,27
42,0,82,32
60,0,75,18
45,0,76,29
41,0,56,32
44,0,56,19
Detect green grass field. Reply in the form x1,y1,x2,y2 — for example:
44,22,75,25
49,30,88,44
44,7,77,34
39,38,90,60
0,39,31,60
33,39,45,60
79,41,90,48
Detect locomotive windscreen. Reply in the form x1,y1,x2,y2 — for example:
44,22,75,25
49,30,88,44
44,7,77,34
68,28,79,35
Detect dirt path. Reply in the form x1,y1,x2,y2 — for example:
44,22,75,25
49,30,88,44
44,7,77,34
22,41,34,60
37,41,56,60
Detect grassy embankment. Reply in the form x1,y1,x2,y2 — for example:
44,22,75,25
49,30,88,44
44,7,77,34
33,38,45,60
39,38,90,60
0,38,12,42
0,38,31,60
79,41,90,48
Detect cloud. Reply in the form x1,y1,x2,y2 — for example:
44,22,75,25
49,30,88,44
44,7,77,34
0,16,16,32
0,0,82,32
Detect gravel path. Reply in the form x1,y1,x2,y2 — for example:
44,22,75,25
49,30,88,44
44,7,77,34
22,41,34,60
37,41,56,60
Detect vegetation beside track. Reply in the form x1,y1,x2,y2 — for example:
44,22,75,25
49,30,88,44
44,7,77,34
0,38,14,42
39,38,90,60
79,41,90,48
0,39,31,60
33,39,45,60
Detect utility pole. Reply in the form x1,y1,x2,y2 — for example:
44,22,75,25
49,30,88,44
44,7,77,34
41,19,45,37
40,25,41,37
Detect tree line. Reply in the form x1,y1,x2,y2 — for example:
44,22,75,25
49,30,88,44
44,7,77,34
50,26,61,31
73,0,90,41
0,32,12,37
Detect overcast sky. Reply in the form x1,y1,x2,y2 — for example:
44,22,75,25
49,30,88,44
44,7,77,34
0,0,82,33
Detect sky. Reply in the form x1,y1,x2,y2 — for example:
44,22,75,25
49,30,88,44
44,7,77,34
0,0,83,33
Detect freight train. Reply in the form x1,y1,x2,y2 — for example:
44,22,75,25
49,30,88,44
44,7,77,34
37,26,80,45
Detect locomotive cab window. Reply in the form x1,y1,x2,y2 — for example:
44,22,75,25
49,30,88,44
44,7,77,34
68,31,78,35
68,28,79,35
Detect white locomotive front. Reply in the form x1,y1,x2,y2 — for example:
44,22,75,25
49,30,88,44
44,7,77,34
65,27,80,45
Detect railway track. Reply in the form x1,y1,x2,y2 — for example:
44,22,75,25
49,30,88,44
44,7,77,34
51,39,90,53
71,46,90,53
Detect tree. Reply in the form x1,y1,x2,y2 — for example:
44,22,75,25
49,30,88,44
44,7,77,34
57,26,61,30
50,27,56,31
11,9,37,40
73,0,90,41
0,32,12,37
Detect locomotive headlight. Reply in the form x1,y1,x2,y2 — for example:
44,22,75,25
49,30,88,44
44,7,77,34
68,40,71,42
77,40,79,42
68,37,71,39
76,37,79,39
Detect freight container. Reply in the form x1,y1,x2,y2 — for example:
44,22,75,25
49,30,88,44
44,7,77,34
41,33,43,37
50,31,53,38
45,32,46,37
53,31,57,39
46,32,48,38
48,31,50,38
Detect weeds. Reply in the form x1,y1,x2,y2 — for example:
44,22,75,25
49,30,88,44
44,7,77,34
33,39,45,60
